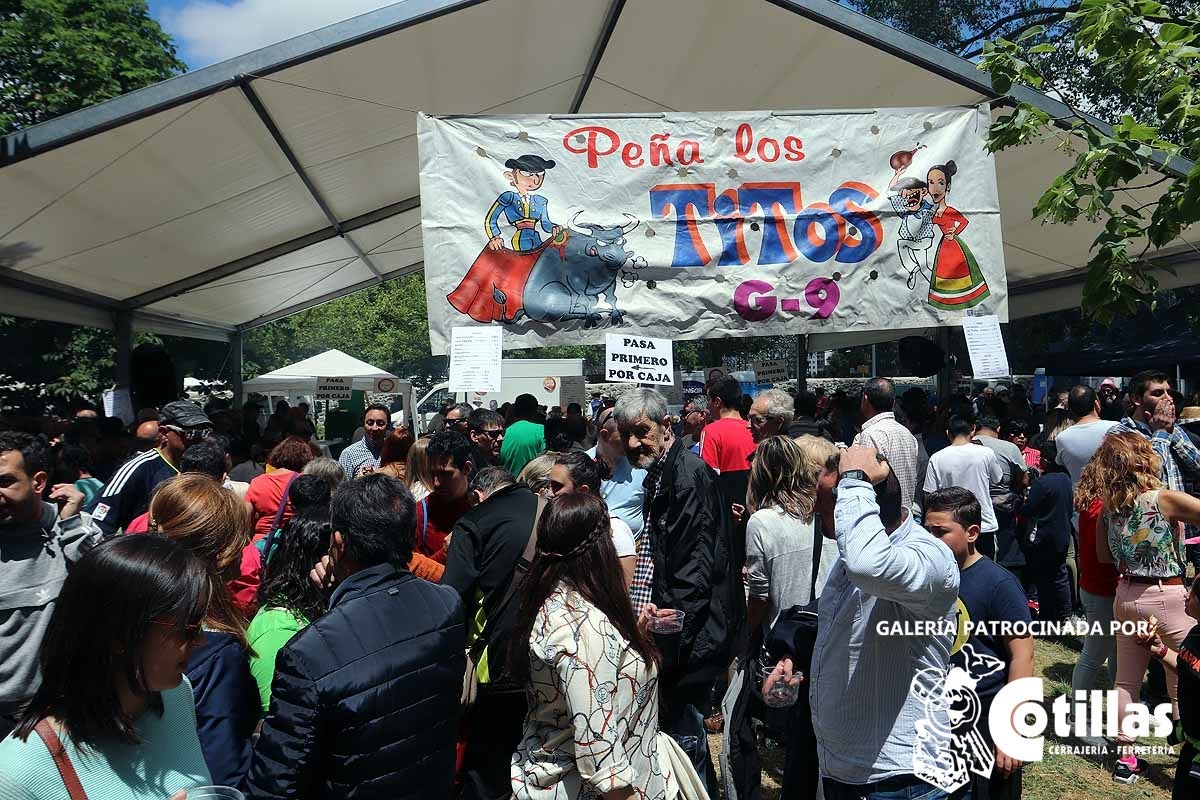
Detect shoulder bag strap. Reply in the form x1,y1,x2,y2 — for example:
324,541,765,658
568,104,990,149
420,498,429,550
470,495,548,659
34,719,88,800
263,471,302,560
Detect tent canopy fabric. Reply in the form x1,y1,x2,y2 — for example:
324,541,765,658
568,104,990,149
242,348,401,392
0,0,1194,350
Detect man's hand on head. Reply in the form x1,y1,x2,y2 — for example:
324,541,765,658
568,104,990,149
838,446,889,484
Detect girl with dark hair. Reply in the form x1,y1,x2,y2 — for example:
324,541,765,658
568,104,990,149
547,451,637,587
150,474,259,788
0,536,212,798
378,427,415,481
247,513,333,714
510,493,678,799
926,160,991,310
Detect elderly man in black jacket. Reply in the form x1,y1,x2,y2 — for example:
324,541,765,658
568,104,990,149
246,474,465,800
614,387,744,794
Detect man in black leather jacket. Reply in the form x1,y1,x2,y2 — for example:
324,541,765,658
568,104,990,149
245,474,465,799
614,388,744,795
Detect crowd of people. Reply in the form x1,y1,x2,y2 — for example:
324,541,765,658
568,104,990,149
0,368,1199,800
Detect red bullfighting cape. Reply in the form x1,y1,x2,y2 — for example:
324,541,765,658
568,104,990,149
447,231,568,323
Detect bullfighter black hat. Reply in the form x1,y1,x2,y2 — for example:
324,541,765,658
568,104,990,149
505,154,556,172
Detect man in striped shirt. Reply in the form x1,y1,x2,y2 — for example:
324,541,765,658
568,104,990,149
89,400,210,536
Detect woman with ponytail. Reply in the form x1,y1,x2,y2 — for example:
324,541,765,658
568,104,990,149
510,493,676,799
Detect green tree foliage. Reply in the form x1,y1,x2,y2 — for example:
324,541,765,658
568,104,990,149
0,0,185,134
0,1,186,408
981,0,1200,324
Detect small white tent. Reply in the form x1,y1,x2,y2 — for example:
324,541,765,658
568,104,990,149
243,349,400,394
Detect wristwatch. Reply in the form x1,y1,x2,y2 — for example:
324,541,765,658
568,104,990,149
840,469,870,484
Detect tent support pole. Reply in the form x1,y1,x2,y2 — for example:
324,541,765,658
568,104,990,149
937,327,953,398
115,310,133,401
230,330,244,408
796,334,808,395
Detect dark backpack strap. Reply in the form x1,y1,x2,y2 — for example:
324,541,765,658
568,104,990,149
34,719,88,800
269,471,302,532
470,496,548,660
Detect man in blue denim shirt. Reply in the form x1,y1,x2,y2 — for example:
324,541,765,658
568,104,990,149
809,446,961,800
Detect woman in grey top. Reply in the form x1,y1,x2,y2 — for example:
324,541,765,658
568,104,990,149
745,435,839,635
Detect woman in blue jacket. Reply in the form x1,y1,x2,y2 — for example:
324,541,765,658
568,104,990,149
150,473,260,787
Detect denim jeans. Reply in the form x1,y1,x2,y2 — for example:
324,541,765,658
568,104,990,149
663,701,717,795
1071,588,1117,693
822,774,959,800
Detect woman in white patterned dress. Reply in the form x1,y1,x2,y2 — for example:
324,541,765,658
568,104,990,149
510,492,675,800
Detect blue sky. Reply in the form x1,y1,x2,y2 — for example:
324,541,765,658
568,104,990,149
148,0,397,69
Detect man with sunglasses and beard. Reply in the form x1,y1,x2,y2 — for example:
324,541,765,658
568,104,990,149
91,400,211,536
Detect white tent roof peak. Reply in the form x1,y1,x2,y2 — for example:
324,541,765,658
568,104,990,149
243,348,400,392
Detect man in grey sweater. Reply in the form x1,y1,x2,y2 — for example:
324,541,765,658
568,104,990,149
0,432,103,736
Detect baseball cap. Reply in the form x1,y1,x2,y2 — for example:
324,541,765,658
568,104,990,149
159,400,212,429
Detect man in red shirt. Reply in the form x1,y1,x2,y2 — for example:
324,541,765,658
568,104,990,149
416,431,476,564
700,375,756,475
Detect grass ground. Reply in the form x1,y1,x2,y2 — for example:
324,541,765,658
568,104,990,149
708,636,1178,799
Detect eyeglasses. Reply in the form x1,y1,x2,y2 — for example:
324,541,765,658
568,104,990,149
364,419,388,428
164,425,212,443
150,617,204,642
449,417,470,427
748,414,774,426
473,428,504,439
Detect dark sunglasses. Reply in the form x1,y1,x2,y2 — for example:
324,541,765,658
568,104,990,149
472,428,504,439
150,617,204,642
164,425,211,443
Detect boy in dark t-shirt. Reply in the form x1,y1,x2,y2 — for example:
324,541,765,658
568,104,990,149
1137,579,1200,800
1020,442,1075,622
926,487,1034,800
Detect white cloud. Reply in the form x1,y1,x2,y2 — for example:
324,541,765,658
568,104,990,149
165,0,397,66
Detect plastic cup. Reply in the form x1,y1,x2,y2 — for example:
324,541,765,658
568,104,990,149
648,609,685,633
759,665,802,708
186,788,245,800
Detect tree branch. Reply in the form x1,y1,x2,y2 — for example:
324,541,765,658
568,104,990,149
956,4,1081,55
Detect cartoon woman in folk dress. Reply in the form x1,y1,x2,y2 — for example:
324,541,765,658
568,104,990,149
925,161,991,310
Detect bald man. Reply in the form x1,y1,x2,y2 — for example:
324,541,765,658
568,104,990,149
135,420,160,452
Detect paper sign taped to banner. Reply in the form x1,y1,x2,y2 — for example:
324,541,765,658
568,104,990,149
605,334,674,385
316,377,352,400
962,314,1010,379
418,107,1006,355
449,326,503,393
754,359,789,384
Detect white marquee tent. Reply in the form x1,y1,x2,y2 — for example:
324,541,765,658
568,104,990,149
242,348,401,394
1,0,1195,392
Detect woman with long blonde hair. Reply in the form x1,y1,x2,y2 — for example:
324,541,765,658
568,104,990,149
149,473,259,788
1083,431,1200,783
405,435,434,502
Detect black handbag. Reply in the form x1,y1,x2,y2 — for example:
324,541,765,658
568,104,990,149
764,517,826,673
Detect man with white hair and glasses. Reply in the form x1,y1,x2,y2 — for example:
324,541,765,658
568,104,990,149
749,388,795,444
614,388,743,793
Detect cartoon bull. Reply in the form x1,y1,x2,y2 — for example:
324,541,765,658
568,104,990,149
447,212,641,327
519,213,640,328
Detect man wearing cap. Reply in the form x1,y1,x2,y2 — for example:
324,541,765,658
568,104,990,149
90,400,211,536
484,154,563,252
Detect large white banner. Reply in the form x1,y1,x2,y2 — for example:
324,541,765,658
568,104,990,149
418,107,1006,355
